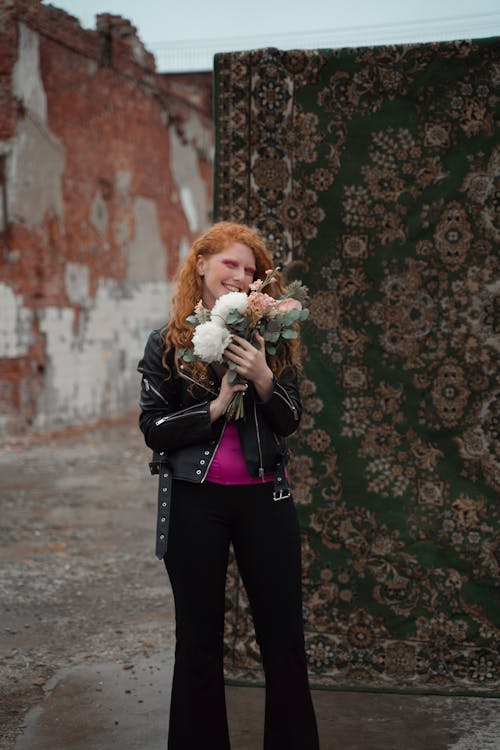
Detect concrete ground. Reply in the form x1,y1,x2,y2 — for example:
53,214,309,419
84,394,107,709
1,417,499,750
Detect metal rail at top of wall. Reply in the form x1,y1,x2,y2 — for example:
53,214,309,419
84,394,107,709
149,12,500,73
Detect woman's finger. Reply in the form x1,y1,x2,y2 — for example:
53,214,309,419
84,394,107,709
219,372,247,394
224,348,245,364
230,335,254,351
255,332,266,351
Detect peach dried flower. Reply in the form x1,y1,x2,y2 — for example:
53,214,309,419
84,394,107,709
246,292,277,325
276,298,302,313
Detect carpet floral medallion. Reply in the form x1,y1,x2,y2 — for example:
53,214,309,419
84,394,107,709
214,37,499,694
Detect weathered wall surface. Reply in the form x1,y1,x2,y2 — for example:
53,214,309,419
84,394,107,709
0,0,214,434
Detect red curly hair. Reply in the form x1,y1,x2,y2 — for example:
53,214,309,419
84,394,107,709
163,221,299,381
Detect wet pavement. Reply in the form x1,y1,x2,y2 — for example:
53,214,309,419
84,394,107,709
1,417,499,750
8,657,500,749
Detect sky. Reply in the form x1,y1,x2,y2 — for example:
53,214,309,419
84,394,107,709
42,0,500,70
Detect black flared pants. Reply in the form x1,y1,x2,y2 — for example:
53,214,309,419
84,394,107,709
164,479,319,750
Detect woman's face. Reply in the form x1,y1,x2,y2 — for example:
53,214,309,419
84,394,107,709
196,241,256,309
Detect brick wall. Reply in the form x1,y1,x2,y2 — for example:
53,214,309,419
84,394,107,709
0,0,214,434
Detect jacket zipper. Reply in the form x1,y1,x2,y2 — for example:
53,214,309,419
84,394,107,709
253,402,265,479
155,407,207,426
144,377,169,405
274,384,299,420
201,422,227,481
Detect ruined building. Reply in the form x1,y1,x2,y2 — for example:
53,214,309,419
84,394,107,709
0,0,213,434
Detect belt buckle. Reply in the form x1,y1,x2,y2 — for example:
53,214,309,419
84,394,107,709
273,488,290,502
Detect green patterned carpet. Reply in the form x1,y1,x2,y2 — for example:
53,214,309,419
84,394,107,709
214,38,499,694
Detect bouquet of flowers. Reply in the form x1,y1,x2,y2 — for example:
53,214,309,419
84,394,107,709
179,269,309,420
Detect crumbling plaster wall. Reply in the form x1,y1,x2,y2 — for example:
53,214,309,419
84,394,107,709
0,0,214,434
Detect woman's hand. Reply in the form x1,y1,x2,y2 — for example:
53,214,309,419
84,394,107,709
209,370,247,422
224,333,273,402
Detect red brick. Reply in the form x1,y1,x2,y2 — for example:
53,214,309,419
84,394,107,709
0,0,214,434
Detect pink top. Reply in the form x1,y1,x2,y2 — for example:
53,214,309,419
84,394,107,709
205,421,273,485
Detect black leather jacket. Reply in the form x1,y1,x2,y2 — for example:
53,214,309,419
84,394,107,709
137,328,302,558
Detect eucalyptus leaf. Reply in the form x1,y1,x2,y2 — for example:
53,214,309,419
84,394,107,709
275,311,299,325
282,329,298,339
266,319,281,332
231,320,248,335
276,309,301,323
264,331,280,342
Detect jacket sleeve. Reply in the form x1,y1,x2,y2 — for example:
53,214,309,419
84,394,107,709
256,365,302,437
137,330,215,453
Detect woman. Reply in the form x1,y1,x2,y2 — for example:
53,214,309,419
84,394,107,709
137,222,320,749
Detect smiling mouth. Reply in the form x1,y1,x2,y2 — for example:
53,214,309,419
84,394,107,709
222,283,242,292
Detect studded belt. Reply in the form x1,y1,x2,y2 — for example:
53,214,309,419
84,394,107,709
154,458,172,559
272,461,290,501
150,458,291,559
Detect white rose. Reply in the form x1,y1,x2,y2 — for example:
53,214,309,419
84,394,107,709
211,291,248,325
192,321,231,363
